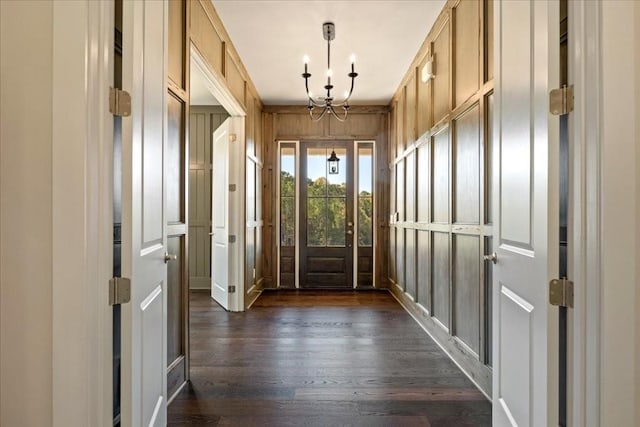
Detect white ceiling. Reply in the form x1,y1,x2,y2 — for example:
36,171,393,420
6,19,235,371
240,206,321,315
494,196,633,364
211,0,446,106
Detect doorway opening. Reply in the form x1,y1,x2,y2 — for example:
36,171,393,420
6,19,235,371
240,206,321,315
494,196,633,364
277,140,376,289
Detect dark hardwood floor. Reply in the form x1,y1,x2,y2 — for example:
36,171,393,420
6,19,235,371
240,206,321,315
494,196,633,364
168,290,491,426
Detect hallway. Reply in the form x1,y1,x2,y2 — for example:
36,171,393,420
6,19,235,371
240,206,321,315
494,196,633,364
168,291,491,426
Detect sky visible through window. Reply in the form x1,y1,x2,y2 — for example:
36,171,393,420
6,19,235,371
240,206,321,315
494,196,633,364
280,153,372,193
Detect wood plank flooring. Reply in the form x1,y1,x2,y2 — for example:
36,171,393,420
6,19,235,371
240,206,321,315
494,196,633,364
168,290,491,426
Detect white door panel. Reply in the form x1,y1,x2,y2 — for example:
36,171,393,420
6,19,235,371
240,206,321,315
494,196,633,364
211,116,245,311
120,0,168,426
493,1,559,426
212,119,230,309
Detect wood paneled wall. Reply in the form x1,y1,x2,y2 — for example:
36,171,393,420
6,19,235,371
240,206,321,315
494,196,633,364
387,0,494,396
261,106,389,289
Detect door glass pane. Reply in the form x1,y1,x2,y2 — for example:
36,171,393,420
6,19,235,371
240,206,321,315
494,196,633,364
280,197,295,246
307,197,327,246
280,145,296,247
358,146,373,247
280,147,295,197
307,148,327,196
327,198,346,246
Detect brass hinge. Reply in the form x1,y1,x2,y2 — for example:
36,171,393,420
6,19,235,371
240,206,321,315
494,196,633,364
549,85,574,115
109,87,131,117
109,277,131,305
228,285,236,293
549,277,574,308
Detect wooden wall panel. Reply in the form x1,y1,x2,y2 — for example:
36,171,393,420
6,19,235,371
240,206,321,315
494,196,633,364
454,103,480,224
226,52,246,107
168,0,185,88
417,144,430,222
417,230,430,309
396,89,406,153
485,93,494,224
405,75,417,146
405,152,416,222
275,113,326,138
454,0,480,107
395,229,405,290
329,113,380,138
405,229,416,299
432,128,449,223
245,92,255,156
417,58,432,138
396,159,405,221
432,231,450,329
167,93,185,224
453,234,480,354
485,0,494,82
190,0,223,76
432,20,450,125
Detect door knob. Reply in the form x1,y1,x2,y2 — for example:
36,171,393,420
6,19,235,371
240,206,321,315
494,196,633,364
347,222,353,227
346,230,353,235
164,252,177,263
483,252,497,264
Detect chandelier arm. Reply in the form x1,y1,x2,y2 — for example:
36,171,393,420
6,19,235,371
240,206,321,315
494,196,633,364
329,105,348,122
309,106,330,122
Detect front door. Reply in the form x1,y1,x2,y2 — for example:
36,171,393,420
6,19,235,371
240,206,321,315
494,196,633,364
492,0,559,425
299,141,354,288
119,0,168,425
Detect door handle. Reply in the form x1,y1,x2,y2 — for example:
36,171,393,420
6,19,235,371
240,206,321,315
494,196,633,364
347,222,353,227
346,230,353,235
164,252,177,263
483,252,497,264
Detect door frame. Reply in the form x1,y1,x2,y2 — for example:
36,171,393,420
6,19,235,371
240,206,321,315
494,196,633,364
275,139,377,289
190,47,246,312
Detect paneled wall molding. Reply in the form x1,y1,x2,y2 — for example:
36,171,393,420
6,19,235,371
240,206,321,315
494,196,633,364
387,0,494,397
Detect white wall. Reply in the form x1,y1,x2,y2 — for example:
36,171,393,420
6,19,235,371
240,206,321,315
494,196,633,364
600,1,639,425
0,1,54,425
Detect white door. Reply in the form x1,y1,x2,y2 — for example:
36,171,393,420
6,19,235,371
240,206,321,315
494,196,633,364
492,1,559,426
211,117,245,311
211,118,231,309
120,1,168,426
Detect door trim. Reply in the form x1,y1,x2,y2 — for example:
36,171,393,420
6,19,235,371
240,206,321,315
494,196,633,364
275,139,377,289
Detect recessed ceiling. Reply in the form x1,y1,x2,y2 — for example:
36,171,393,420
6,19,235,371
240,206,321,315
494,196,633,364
212,0,446,105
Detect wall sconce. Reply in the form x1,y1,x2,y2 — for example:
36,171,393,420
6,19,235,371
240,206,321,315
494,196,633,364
421,54,436,82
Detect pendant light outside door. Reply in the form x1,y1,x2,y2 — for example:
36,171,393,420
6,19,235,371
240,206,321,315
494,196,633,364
328,149,340,175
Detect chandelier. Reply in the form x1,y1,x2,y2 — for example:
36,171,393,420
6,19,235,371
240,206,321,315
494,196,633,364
302,22,358,122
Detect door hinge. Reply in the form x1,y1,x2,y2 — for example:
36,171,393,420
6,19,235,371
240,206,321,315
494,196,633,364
549,278,574,308
109,277,131,305
109,87,131,117
228,285,236,293
549,85,574,115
